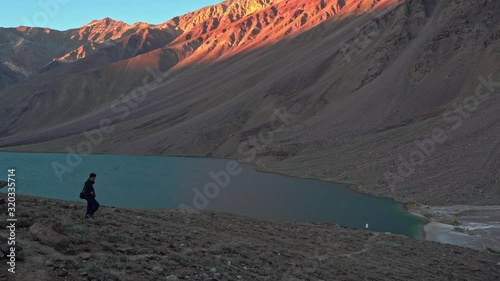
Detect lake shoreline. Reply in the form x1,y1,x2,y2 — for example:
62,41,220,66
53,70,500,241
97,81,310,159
0,151,423,237
0,149,494,206
0,150,493,246
250,164,500,250
407,204,500,252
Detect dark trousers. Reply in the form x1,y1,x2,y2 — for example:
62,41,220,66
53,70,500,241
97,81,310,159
86,198,100,216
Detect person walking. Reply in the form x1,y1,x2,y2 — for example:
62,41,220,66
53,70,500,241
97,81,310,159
83,173,100,219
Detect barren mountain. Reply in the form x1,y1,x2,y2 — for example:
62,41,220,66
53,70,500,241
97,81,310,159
0,17,178,88
0,0,499,206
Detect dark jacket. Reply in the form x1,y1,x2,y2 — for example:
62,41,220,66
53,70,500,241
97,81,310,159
83,180,96,199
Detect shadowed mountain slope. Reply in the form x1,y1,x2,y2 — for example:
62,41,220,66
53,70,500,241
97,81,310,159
0,0,499,205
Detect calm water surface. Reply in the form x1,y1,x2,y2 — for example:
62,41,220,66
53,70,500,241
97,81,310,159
0,152,424,237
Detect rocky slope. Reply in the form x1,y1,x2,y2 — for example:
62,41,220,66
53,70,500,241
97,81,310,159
0,195,499,281
0,0,499,205
0,17,178,88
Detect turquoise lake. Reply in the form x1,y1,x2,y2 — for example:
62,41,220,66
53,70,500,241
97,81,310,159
0,152,424,237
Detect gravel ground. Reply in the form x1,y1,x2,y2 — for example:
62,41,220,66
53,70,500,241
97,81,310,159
0,195,499,281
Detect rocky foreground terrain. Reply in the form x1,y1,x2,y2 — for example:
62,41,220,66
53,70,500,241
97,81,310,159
0,195,499,281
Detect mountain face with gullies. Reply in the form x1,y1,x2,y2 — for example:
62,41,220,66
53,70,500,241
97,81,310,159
1,0,500,206
0,0,392,85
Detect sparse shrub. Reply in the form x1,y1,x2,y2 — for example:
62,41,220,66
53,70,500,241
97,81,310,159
124,261,142,271
57,244,76,255
66,224,88,236
100,241,116,252
65,257,82,268
105,234,124,243
84,265,121,281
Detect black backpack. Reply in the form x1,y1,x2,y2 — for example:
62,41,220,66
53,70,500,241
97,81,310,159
79,184,86,199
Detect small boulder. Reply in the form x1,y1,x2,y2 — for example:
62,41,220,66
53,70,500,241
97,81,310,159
117,247,136,255
152,266,164,274
45,259,54,267
166,275,179,281
0,244,9,255
17,219,34,228
56,268,68,277
29,220,70,248
80,253,92,261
